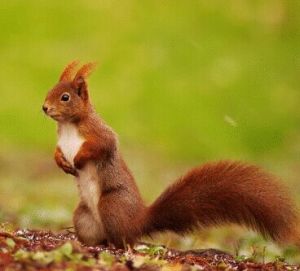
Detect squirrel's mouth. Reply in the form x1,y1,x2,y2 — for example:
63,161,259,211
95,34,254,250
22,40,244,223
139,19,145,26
42,107,64,121
47,113,63,121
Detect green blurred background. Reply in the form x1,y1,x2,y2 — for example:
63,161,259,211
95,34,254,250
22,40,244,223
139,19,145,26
0,0,300,260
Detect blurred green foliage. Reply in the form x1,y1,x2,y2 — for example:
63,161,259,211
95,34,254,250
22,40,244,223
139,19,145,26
1,0,299,161
0,0,300,258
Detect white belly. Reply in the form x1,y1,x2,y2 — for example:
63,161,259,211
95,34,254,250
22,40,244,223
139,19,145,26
77,162,101,222
57,123,84,166
57,123,101,222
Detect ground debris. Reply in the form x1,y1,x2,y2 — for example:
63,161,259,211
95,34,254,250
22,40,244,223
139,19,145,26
0,229,298,270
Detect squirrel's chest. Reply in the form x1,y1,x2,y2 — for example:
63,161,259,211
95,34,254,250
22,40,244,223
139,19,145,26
57,124,85,166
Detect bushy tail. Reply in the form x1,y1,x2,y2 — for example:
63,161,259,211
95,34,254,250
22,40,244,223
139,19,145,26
144,161,299,244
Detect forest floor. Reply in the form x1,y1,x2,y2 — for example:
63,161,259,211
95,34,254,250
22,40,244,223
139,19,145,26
0,228,299,271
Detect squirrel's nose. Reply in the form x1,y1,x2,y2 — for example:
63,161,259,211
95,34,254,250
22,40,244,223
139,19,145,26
42,105,48,113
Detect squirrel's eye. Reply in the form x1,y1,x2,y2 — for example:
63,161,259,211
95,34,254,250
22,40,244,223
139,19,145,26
61,93,70,102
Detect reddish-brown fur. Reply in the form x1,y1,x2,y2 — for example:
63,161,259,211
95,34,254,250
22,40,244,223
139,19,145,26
73,62,97,82
74,121,116,170
144,161,298,244
54,146,78,176
59,61,79,82
43,61,300,248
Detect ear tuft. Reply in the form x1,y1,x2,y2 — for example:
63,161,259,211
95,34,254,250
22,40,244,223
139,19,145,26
71,62,97,100
59,60,79,82
73,62,97,82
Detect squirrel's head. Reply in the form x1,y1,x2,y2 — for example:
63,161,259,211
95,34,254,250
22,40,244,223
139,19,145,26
43,61,96,122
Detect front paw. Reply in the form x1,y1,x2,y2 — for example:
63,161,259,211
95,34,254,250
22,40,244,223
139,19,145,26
74,154,86,169
55,149,78,176
60,158,78,176
62,163,78,176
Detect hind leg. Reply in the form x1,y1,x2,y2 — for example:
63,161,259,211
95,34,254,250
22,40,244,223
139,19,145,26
73,201,106,246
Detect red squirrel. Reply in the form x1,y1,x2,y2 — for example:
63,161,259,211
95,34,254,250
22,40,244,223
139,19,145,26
43,61,299,248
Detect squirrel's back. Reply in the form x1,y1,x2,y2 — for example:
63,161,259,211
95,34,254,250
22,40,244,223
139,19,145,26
144,161,299,244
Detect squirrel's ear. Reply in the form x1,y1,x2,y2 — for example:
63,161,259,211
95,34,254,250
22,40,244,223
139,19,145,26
74,62,97,80
72,62,97,100
72,76,87,99
59,60,79,82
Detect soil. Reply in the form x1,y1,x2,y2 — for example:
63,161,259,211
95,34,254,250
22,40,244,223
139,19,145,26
0,229,298,271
